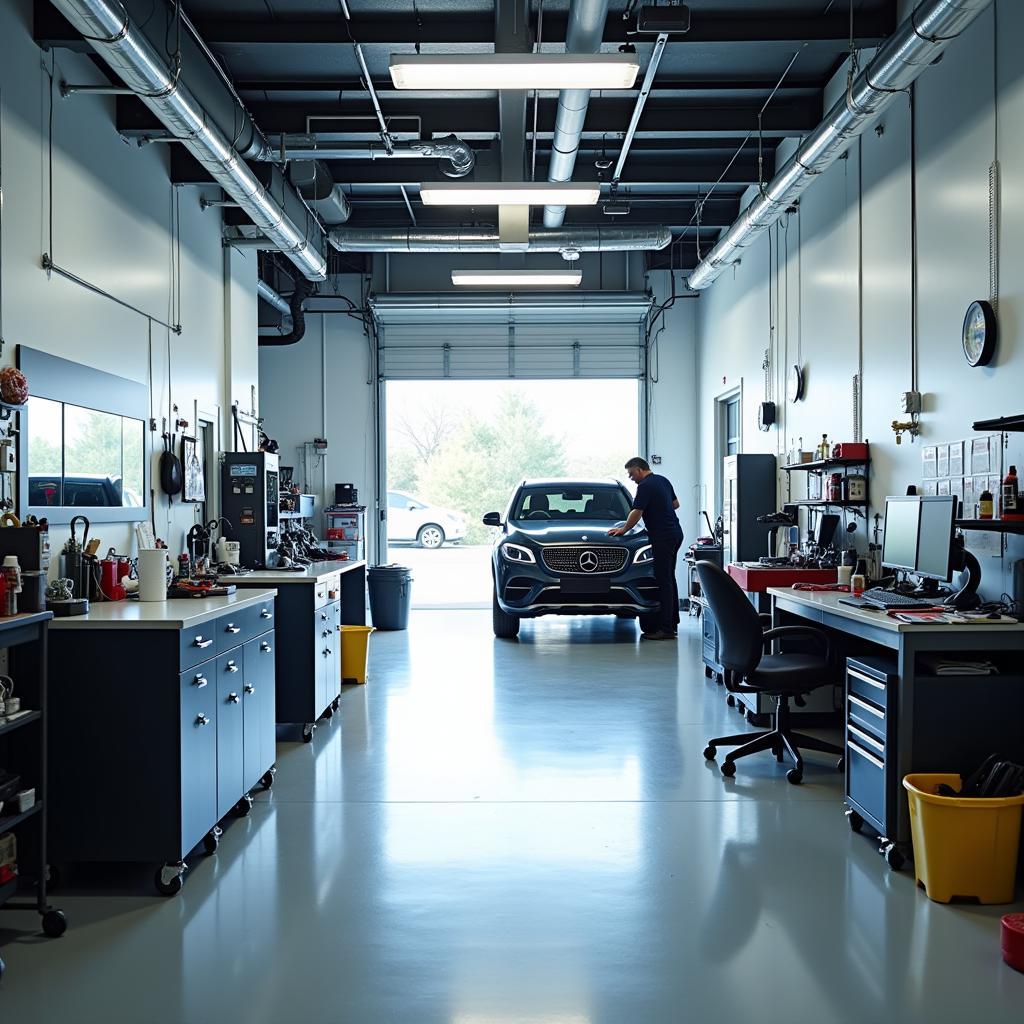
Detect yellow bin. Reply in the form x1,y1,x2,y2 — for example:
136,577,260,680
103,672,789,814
903,773,1024,904
339,625,374,684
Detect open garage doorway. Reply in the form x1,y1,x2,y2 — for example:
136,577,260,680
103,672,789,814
385,380,641,608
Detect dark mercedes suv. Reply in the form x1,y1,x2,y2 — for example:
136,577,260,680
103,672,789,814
483,479,660,638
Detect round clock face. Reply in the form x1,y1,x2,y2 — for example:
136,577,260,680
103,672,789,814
962,299,996,367
787,364,805,402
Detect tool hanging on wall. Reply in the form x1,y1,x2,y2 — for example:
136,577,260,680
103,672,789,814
160,431,183,498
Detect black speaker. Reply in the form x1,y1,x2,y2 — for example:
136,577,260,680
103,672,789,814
335,483,358,505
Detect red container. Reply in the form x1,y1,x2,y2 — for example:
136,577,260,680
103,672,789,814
831,442,869,460
1003,913,1024,972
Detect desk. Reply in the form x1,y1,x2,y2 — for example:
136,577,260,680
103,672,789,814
769,587,1024,858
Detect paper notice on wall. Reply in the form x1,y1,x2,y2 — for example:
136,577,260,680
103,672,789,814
971,437,992,475
922,446,937,479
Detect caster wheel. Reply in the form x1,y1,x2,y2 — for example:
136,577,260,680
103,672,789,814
786,768,803,785
42,909,67,938
154,864,185,897
260,767,276,790
720,760,736,778
726,694,735,707
745,710,756,723
235,795,253,817
715,673,724,686
332,696,341,711
836,757,845,772
703,745,717,760
704,666,713,679
203,827,222,855
884,844,906,871
320,705,334,719
302,723,316,743
846,809,864,834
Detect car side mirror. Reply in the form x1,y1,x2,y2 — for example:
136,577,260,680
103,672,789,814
482,512,502,527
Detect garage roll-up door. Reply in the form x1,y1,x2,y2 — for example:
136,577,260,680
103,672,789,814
371,292,652,380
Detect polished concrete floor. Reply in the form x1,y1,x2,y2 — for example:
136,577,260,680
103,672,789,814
2,611,1022,1021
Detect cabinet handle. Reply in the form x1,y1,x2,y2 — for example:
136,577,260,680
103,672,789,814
226,661,239,673
848,668,886,692
848,723,884,754
320,613,328,621
848,739,883,769
227,692,240,704
225,624,241,634
192,675,208,689
193,636,213,649
849,694,884,719
244,684,255,694
260,609,272,619
195,713,210,727
324,647,332,656
261,642,272,653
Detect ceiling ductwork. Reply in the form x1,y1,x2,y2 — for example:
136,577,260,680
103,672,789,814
287,161,353,226
328,225,671,257
687,0,993,291
543,0,611,229
258,280,314,346
270,134,476,178
257,279,291,316
49,0,327,281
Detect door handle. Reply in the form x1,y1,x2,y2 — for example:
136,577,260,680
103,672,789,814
227,692,240,704
244,684,255,694
195,714,210,727
261,642,272,653
226,661,239,673
225,624,241,634
192,675,208,688
260,609,272,619
192,636,213,649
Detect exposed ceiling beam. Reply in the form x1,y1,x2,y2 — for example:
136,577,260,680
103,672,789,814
36,5,895,50
118,95,819,139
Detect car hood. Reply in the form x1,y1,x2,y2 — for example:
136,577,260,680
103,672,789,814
506,521,647,544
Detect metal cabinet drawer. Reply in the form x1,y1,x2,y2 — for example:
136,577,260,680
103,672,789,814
847,735,887,830
180,623,218,670
217,612,250,653
180,666,217,854
848,693,886,745
251,600,275,635
848,665,890,711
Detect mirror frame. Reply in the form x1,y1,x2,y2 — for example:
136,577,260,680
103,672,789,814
18,346,150,524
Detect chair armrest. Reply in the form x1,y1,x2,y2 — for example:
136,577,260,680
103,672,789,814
758,613,772,629
761,625,832,661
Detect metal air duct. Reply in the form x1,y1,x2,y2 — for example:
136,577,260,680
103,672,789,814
257,279,291,316
687,0,993,291
542,0,611,228
49,0,327,281
328,225,671,256
270,135,476,178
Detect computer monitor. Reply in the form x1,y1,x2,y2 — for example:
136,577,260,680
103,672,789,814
881,497,920,572
916,495,958,581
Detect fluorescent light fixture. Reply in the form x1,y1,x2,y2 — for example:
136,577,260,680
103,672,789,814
420,182,600,206
389,53,640,90
451,270,583,287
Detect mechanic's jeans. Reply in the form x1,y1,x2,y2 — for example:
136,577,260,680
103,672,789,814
651,533,683,633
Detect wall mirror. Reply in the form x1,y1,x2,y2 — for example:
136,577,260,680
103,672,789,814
18,347,150,524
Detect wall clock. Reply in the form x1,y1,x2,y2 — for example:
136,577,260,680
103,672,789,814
787,364,805,402
962,299,996,367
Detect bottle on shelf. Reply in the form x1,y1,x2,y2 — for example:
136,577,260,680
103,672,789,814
1002,465,1022,520
816,434,830,461
979,487,995,520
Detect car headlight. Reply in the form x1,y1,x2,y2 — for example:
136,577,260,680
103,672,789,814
633,544,653,564
501,542,536,564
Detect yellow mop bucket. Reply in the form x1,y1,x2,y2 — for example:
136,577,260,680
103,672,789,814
903,773,1024,904
339,624,374,684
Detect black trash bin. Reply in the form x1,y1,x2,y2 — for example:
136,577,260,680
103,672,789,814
368,564,413,630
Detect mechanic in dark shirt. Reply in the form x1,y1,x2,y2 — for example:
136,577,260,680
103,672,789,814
608,457,684,640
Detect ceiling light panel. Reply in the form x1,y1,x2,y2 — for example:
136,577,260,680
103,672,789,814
451,270,583,287
420,182,601,206
389,54,640,91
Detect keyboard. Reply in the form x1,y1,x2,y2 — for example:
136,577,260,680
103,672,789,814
859,588,936,610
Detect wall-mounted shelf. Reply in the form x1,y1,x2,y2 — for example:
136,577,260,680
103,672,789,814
957,518,1024,535
792,499,868,509
972,414,1024,433
783,457,869,473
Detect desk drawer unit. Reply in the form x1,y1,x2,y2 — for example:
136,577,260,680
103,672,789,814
845,656,898,837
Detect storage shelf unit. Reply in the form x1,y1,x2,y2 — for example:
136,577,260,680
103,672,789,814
972,414,1024,433
783,457,869,473
783,450,870,518
956,518,1024,534
324,507,366,563
792,499,869,509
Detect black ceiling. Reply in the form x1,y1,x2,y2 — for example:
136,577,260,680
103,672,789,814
36,0,899,272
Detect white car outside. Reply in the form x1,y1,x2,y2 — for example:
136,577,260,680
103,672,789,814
387,491,467,548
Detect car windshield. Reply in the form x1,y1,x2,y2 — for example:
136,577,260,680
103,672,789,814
512,485,631,522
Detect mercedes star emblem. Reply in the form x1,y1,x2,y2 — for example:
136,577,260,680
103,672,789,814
579,550,599,573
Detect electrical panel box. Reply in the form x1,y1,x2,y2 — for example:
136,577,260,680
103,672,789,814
900,391,922,414
220,452,280,568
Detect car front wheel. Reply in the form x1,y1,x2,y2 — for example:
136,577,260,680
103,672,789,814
417,524,445,549
492,586,520,639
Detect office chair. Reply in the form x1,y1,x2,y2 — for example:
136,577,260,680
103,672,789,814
695,561,843,784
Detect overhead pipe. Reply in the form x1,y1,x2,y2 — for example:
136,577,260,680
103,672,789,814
257,279,291,316
49,0,327,281
328,225,671,256
542,0,612,228
259,280,314,347
268,134,476,178
687,0,993,290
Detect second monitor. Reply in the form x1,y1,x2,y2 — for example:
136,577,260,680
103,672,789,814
881,494,958,584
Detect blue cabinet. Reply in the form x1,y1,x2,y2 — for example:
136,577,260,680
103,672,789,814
242,635,276,793
180,665,217,855
216,652,245,820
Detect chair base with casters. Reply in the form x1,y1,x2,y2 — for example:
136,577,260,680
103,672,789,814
703,687,843,785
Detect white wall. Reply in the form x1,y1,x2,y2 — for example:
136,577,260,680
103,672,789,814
694,1,1024,601
1,0,258,565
